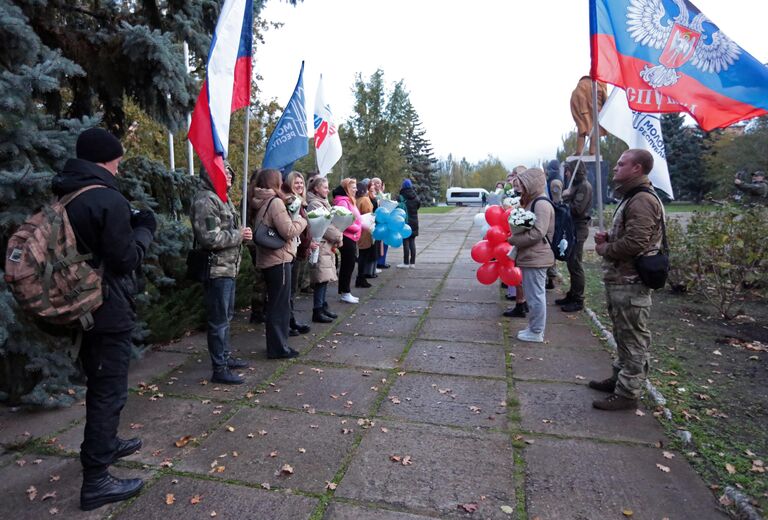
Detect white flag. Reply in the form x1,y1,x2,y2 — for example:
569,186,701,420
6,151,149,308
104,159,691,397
598,88,674,199
313,75,342,177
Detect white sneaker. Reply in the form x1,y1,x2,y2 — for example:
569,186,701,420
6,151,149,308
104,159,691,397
396,263,409,269
517,329,544,343
409,264,415,269
375,268,383,274
340,293,359,304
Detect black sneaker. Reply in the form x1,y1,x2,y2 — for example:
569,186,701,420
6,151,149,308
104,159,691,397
322,304,338,319
554,294,573,305
112,437,142,463
267,348,300,360
561,301,584,313
81,473,144,511
312,309,333,323
545,278,555,290
378,264,391,269
355,279,372,288
211,368,244,385
226,357,249,369
503,304,527,318
290,320,311,334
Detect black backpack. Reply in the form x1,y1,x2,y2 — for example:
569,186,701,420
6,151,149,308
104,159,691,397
532,196,577,261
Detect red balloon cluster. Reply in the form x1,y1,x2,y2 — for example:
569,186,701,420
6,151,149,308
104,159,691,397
471,206,522,286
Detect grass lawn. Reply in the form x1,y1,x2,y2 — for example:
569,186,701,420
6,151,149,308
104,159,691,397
419,206,456,214
580,252,768,514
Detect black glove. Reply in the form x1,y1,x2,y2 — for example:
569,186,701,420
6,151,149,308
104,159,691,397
130,209,157,235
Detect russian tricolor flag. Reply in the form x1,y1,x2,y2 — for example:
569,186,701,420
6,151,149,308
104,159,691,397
189,0,253,202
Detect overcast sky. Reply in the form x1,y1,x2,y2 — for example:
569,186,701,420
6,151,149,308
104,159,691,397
253,0,768,169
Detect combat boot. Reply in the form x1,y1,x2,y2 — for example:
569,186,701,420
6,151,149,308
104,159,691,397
592,394,638,411
81,472,143,511
503,303,527,318
588,377,617,393
211,367,244,385
561,301,584,313
312,309,333,323
112,437,142,463
322,303,338,319
555,294,574,305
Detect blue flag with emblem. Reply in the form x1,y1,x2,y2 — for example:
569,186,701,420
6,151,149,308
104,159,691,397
262,62,309,172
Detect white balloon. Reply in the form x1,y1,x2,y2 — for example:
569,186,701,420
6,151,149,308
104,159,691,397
473,213,486,226
480,223,490,238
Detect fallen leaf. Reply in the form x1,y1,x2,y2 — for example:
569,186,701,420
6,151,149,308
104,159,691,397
226,426,235,432
48,507,58,515
260,483,271,490
325,481,337,490
26,485,38,501
622,510,634,517
270,451,278,458
41,491,57,501
458,503,479,513
49,475,60,482
280,464,294,475
166,493,175,505
381,427,389,433
190,495,202,505
401,455,413,466
390,455,402,463
500,504,514,515
725,463,736,475
635,409,646,417
174,435,193,448
210,512,217,518
662,451,675,459
656,463,670,473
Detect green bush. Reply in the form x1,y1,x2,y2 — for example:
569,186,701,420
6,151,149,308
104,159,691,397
671,205,768,319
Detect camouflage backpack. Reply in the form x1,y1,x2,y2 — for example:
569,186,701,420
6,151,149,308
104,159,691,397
4,185,105,330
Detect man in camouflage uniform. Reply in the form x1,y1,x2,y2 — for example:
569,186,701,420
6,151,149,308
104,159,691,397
557,163,593,312
191,164,252,384
734,170,767,204
592,149,663,411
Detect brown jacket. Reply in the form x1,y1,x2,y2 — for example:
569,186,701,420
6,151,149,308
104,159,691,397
356,195,374,250
251,188,307,269
508,168,555,268
306,191,343,284
601,176,664,285
563,172,593,241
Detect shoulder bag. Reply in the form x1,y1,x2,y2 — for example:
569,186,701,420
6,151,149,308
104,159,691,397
253,197,286,250
620,187,669,289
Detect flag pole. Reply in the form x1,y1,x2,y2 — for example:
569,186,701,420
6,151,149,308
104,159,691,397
184,41,195,176
591,80,605,231
242,106,250,226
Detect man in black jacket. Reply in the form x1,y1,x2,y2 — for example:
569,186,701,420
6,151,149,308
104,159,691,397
51,128,155,511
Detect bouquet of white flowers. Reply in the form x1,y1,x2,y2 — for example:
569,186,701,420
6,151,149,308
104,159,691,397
502,195,521,210
286,196,302,221
507,208,537,262
377,192,392,201
306,208,332,264
330,206,354,233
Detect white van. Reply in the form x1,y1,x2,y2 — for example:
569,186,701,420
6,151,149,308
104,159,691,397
446,187,489,206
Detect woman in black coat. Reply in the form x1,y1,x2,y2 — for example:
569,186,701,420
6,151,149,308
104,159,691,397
397,179,420,268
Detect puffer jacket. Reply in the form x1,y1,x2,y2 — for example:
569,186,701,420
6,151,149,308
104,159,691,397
251,188,307,269
356,195,374,249
332,189,362,241
399,186,420,237
190,175,243,278
306,191,343,284
508,168,555,268
601,175,664,285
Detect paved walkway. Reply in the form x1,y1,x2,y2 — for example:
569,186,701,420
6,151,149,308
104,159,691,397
0,208,727,519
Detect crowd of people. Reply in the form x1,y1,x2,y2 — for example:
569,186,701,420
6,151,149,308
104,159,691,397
51,127,665,511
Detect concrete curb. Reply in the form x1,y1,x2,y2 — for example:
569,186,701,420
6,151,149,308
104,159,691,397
585,307,765,520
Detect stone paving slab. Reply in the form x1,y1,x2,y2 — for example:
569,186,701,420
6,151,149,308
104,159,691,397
378,373,508,429
426,301,502,321
128,350,190,388
335,421,516,519
371,285,436,302
119,474,318,519
356,299,430,317
0,403,85,447
302,334,406,369
387,266,448,279
525,438,729,519
336,315,421,339
154,355,278,400
403,340,506,378
511,345,611,383
516,381,666,444
537,321,605,349
258,364,386,416
55,394,235,465
176,407,357,493
0,454,151,520
435,284,500,303
323,502,438,519
155,331,208,354
418,317,504,344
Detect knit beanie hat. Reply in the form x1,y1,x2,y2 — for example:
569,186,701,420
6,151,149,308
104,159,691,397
402,179,413,189
76,128,124,164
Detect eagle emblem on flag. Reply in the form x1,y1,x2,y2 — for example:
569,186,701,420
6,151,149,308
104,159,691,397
626,0,741,88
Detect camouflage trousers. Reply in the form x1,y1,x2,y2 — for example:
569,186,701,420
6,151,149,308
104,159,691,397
606,283,653,399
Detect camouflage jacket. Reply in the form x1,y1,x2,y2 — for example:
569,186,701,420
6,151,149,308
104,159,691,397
601,176,663,285
735,180,768,203
190,183,243,279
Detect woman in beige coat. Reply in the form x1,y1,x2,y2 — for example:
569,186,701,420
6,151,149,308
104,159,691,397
306,176,343,323
508,167,555,343
251,168,307,359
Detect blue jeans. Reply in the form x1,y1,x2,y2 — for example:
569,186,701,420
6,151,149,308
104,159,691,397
313,281,328,310
204,277,236,369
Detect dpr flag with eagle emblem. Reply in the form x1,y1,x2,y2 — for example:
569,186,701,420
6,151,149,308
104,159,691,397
590,0,768,130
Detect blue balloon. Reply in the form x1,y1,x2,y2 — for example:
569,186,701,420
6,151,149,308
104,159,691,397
401,224,412,239
374,206,392,224
372,224,388,241
391,214,406,226
392,208,407,219
386,231,403,248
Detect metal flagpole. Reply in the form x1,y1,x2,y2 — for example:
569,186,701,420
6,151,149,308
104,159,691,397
168,131,175,171
591,79,605,231
184,41,195,176
242,106,250,225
